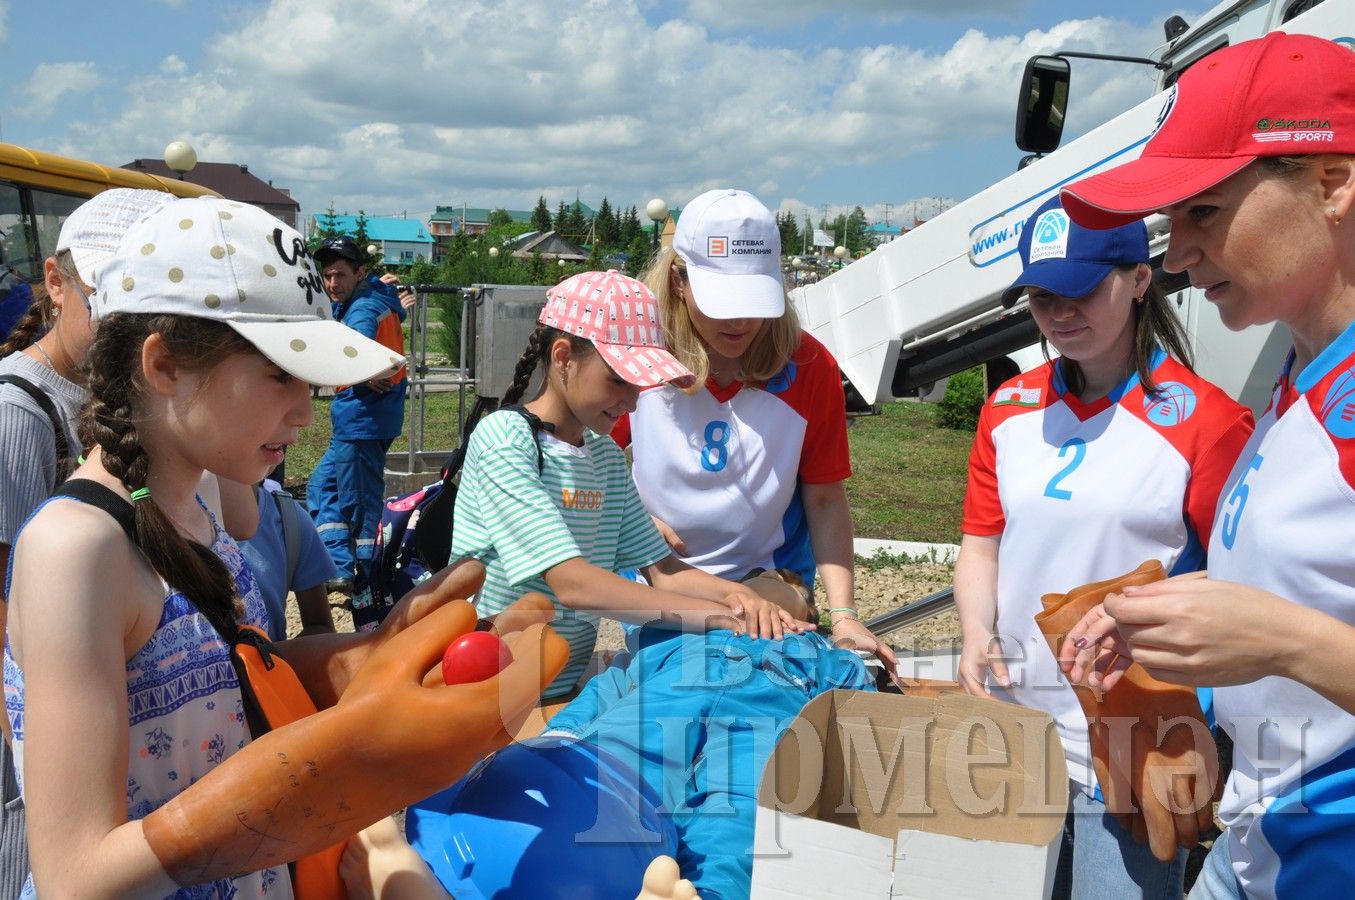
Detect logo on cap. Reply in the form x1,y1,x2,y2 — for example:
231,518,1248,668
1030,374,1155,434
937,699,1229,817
1027,210,1070,263
1153,85,1178,137
707,236,729,257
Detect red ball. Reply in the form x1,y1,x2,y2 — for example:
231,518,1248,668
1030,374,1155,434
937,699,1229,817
442,631,513,685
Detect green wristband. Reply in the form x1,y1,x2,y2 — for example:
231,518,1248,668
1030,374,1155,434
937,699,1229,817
828,607,858,618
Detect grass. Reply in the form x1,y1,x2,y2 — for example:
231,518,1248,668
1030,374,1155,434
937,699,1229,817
289,395,973,545
844,402,972,544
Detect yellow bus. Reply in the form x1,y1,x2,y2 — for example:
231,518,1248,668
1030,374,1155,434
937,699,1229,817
0,142,214,282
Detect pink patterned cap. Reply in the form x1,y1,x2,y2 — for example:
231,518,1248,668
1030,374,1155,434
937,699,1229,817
540,270,695,388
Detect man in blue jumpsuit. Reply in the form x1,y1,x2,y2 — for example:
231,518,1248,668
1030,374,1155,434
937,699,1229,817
306,236,407,597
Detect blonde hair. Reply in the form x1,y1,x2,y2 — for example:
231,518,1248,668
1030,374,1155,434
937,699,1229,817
642,246,801,391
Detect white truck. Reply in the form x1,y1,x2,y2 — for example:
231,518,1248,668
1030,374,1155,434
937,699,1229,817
793,0,1353,416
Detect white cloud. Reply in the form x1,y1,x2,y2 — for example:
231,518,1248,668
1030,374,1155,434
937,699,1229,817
17,61,100,117
44,0,1178,222
160,54,188,76
685,0,1015,29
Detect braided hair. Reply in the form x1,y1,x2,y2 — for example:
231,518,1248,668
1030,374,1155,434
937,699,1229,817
81,313,255,625
0,252,74,358
500,324,593,406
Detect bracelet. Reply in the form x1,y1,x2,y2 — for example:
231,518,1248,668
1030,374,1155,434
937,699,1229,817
828,607,859,618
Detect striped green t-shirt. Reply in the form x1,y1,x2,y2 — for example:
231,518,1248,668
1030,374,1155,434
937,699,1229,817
451,409,670,697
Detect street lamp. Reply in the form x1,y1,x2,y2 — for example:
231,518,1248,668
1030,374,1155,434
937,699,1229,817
488,246,499,258
163,140,197,180
645,198,669,252
833,245,848,261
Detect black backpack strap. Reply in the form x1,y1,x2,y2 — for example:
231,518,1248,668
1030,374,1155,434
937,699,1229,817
50,480,136,545
49,479,241,644
500,403,549,474
0,373,73,480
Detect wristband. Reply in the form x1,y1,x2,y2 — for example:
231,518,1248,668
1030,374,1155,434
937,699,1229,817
828,607,858,618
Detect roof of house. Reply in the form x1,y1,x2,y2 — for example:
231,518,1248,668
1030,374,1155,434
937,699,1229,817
507,230,588,261
318,214,433,244
122,159,300,209
864,223,903,235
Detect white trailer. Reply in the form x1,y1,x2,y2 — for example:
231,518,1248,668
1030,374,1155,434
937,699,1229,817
793,0,1353,415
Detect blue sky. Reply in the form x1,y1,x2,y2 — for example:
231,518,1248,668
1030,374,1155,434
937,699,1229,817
1,0,1207,228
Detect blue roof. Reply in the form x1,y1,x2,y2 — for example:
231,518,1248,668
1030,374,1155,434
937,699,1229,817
322,214,433,244
865,223,902,235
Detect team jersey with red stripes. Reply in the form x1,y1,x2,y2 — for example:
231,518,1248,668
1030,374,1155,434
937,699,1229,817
1208,323,1355,899
962,350,1253,790
613,332,851,586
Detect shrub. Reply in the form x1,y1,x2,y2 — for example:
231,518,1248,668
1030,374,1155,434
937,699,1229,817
934,366,985,431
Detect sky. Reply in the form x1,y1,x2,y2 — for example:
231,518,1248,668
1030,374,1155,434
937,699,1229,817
1,0,1210,230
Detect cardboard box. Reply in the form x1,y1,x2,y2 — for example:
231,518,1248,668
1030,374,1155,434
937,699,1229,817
751,689,1068,899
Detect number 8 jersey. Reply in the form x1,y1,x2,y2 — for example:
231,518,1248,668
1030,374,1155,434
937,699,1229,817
962,349,1253,791
614,333,852,587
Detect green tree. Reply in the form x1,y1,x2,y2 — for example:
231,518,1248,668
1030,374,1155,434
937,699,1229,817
555,201,568,233
309,204,342,252
776,211,801,257
530,196,552,232
595,197,618,249
562,201,588,243
625,234,652,278
488,208,514,229
619,205,641,246
845,205,868,253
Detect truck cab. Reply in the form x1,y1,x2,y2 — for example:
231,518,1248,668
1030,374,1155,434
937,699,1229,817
791,0,1351,414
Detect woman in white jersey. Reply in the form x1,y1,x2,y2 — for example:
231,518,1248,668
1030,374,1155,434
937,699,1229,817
451,269,809,701
613,188,895,670
1055,32,1355,900
955,195,1253,897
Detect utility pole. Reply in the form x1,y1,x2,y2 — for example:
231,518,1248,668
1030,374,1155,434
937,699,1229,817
883,203,892,226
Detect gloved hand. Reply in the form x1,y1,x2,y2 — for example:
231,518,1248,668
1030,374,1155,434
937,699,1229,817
142,590,568,887
1034,560,1218,862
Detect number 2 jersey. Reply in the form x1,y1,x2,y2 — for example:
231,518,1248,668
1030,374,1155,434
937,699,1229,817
962,350,1253,791
613,333,852,587
1209,327,1355,899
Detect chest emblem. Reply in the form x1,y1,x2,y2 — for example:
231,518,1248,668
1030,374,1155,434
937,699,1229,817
1143,381,1196,426
1319,367,1355,440
993,382,1041,408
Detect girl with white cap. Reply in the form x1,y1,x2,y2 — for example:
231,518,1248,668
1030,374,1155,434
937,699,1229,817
452,268,810,701
1054,32,1355,899
3,196,566,897
616,188,896,672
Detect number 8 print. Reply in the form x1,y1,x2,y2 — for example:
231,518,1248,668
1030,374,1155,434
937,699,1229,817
701,419,731,472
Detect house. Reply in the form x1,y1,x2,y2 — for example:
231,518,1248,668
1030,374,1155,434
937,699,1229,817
316,214,434,266
505,230,587,263
864,222,904,246
121,159,301,227
429,206,533,237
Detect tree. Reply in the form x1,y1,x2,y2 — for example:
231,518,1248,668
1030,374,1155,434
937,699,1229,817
562,201,588,243
619,205,642,246
555,201,568,233
309,204,342,251
354,211,378,268
845,205,868,253
776,211,801,257
530,196,552,232
488,208,514,229
595,197,619,249
624,234,652,278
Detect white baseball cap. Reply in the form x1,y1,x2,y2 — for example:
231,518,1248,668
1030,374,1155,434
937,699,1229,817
56,189,174,286
93,196,403,388
672,188,785,320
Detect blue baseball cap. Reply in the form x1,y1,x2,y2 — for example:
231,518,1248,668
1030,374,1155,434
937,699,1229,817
1000,196,1149,308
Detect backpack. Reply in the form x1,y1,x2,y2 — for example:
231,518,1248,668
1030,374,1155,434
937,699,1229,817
270,486,304,588
349,400,547,632
50,479,346,900
0,372,74,482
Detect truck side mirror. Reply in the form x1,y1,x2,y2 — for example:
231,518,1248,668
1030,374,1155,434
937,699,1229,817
1015,55,1071,154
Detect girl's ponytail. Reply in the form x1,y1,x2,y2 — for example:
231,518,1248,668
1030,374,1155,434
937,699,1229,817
83,313,250,626
501,325,551,406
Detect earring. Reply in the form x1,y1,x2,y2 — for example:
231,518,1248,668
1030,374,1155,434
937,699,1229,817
1330,207,1343,226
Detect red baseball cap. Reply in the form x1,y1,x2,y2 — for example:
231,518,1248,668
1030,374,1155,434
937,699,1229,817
1062,33,1355,229
540,270,696,389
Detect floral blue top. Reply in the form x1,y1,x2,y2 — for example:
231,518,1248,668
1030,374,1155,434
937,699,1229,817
3,496,292,898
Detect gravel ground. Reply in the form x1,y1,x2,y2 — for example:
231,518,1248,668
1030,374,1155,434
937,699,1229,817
291,563,960,652
594,562,959,653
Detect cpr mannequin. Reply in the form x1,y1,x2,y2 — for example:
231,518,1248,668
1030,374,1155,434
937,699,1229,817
1033,560,1218,862
141,558,569,886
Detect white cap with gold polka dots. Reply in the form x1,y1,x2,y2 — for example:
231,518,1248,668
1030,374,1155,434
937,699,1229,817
93,196,403,387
